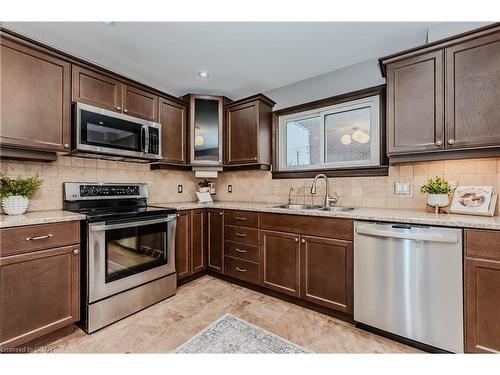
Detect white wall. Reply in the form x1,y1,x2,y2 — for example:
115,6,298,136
265,22,494,110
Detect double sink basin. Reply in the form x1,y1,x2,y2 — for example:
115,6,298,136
272,204,355,213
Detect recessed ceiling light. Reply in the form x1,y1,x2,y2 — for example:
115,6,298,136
198,71,209,78
100,21,116,26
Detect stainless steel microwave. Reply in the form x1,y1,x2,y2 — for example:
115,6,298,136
72,102,162,161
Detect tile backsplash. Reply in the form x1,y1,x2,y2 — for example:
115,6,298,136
1,156,499,212
0,156,198,212
215,158,500,210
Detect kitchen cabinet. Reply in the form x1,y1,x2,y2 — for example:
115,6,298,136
175,210,191,280
464,229,500,353
224,94,275,166
207,209,224,274
158,97,188,164
0,34,71,153
381,25,500,162
0,222,80,349
72,65,158,121
300,235,353,313
445,32,500,149
191,209,207,273
386,50,444,154
261,230,301,297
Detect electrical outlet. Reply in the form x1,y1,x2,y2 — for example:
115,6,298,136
228,185,232,193
394,181,411,195
177,185,183,194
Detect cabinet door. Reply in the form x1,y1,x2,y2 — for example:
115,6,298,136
226,101,259,164
207,210,224,274
300,235,353,313
175,211,191,280
261,230,300,297
386,50,444,154
465,257,500,353
445,32,500,149
191,209,207,273
159,97,187,164
122,85,158,121
0,245,80,348
72,65,122,112
1,38,71,152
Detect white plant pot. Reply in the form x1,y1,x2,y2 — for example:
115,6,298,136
427,194,449,208
198,187,210,193
2,195,30,215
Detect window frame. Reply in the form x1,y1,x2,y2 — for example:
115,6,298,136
272,85,388,179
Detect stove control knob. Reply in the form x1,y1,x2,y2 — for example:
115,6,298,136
89,186,98,196
80,186,89,196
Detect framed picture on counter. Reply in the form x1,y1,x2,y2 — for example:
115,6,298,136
450,186,496,216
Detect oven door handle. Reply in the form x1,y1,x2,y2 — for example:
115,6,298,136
89,215,176,232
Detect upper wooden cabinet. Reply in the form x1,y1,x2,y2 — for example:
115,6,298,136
386,50,444,154
0,35,71,153
72,65,122,112
381,25,500,162
72,65,158,121
158,97,188,164
224,94,275,166
445,32,500,149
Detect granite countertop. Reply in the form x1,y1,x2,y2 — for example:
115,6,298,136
155,201,500,230
0,210,87,229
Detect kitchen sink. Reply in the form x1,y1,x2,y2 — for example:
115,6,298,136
316,207,355,212
273,204,322,210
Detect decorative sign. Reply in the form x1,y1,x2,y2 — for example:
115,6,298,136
450,186,493,215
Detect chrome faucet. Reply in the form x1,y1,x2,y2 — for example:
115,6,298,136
288,187,294,204
310,173,338,207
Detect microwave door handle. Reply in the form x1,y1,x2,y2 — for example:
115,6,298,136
90,215,176,232
144,125,150,154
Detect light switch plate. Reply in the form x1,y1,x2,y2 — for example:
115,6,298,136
228,185,233,193
177,185,183,194
394,181,411,195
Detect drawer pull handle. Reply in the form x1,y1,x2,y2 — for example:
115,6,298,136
25,234,54,241
236,248,247,253
235,217,247,221
236,267,247,272
235,232,247,237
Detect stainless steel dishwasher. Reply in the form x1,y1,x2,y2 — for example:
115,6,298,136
354,221,464,353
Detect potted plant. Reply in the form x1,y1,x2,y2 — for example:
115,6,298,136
420,176,455,209
0,174,43,215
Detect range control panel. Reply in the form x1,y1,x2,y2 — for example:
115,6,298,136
79,184,140,197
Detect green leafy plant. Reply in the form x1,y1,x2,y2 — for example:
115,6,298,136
420,176,455,195
0,173,43,199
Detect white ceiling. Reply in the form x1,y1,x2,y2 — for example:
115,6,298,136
3,22,438,99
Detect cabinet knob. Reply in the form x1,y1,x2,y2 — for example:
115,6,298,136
123,109,128,113
295,238,299,243
254,157,258,161
301,238,306,244
176,214,180,218
73,249,80,255
116,106,122,111
64,143,70,149
435,140,443,146
219,212,223,215
448,139,455,145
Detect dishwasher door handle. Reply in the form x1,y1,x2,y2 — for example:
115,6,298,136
355,226,459,243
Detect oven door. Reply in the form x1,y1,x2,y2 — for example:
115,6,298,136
88,214,176,303
75,102,160,160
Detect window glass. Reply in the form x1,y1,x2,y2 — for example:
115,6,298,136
285,117,320,167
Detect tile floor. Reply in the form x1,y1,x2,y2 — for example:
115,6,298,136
45,275,421,353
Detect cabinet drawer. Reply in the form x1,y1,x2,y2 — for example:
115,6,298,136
225,225,259,245
225,256,260,285
261,213,353,240
225,240,260,263
465,229,500,261
0,221,80,257
224,210,259,228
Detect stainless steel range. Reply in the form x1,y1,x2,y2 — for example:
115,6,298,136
63,182,177,333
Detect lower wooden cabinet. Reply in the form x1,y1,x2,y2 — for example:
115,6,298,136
300,235,353,313
0,221,80,349
175,210,207,281
464,229,500,353
261,230,301,297
207,209,224,273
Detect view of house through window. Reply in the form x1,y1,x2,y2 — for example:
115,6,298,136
279,95,380,171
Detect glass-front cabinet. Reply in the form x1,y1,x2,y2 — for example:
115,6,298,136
185,94,225,166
